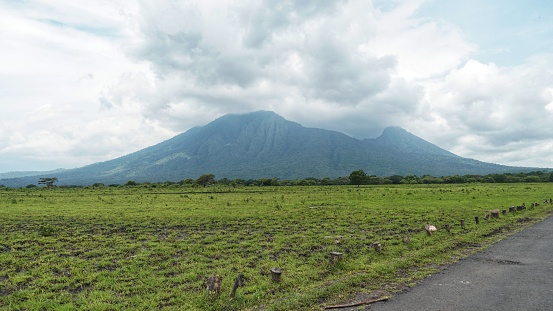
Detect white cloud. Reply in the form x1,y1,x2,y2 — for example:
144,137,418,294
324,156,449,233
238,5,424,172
415,55,553,167
0,0,164,172
1,0,552,173
122,0,426,137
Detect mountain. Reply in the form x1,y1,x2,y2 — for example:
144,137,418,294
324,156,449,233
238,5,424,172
0,111,535,187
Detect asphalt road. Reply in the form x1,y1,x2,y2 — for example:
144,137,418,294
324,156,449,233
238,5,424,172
368,216,553,311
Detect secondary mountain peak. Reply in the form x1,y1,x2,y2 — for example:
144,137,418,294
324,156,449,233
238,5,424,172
371,126,458,158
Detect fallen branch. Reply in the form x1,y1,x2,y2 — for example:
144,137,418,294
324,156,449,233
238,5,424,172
324,297,389,309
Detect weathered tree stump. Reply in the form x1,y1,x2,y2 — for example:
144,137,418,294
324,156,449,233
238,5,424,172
230,273,245,298
206,275,222,300
373,242,382,252
329,251,343,264
484,214,490,220
491,210,500,218
270,268,282,282
509,206,516,212
460,219,465,229
475,216,479,224
502,209,507,215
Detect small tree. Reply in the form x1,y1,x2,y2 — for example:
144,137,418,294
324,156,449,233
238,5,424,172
196,174,216,187
38,177,58,188
349,170,367,186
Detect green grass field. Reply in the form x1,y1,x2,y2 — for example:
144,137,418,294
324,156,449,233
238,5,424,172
1,183,552,310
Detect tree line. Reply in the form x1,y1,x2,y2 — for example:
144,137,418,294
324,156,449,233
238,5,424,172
6,169,551,189
347,170,553,185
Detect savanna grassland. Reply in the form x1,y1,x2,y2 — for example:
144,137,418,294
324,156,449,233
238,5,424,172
1,183,552,310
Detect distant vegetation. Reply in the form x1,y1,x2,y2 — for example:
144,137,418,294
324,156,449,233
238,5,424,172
345,170,553,185
2,170,551,190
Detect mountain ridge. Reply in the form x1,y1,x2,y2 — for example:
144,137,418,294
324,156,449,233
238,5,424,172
0,111,539,187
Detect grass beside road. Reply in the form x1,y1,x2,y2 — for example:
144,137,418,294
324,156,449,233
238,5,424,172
1,183,552,310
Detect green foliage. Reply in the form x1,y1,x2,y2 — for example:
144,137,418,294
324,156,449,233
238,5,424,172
0,184,552,310
196,174,216,187
349,170,367,185
38,224,57,237
38,177,58,188
346,171,553,186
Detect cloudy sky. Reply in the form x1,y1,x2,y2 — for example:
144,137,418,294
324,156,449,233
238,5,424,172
1,0,553,173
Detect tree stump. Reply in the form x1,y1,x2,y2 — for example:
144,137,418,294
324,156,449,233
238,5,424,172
502,209,507,215
270,268,282,282
329,251,343,264
230,274,245,298
491,210,500,218
509,206,516,212
206,275,222,300
475,216,479,224
484,214,490,220
373,242,382,252
460,219,465,229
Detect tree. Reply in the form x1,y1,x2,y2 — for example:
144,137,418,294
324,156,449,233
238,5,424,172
389,175,403,184
400,175,420,184
38,177,58,188
258,178,279,186
196,174,216,187
349,170,367,186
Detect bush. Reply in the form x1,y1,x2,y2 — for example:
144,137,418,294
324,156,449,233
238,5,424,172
38,224,57,237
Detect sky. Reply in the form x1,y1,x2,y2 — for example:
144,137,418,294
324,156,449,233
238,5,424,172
1,0,553,173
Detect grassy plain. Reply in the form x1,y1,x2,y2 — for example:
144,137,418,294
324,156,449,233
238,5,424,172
1,183,552,310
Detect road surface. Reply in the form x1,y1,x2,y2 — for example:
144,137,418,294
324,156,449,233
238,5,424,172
367,216,553,311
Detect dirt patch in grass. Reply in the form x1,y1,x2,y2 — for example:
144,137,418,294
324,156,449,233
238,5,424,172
0,288,14,297
481,226,508,238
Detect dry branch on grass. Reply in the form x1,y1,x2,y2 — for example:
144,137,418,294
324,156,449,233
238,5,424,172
324,297,389,309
